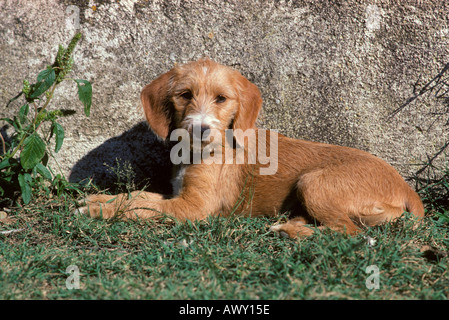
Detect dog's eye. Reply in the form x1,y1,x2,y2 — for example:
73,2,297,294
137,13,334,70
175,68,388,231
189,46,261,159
216,95,226,103
180,91,193,100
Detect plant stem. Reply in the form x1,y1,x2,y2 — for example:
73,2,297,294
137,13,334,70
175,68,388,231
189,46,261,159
9,81,58,159
0,131,6,155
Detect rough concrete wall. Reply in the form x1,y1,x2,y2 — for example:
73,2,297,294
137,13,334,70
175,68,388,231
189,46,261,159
1,0,448,191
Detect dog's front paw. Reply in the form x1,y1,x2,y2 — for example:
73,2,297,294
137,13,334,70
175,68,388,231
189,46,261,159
75,202,117,219
75,194,121,219
74,191,165,220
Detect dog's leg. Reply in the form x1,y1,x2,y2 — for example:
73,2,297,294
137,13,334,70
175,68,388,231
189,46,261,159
76,191,163,219
76,164,228,221
276,167,420,239
354,202,407,226
270,216,358,239
76,190,213,221
270,217,323,239
273,202,412,239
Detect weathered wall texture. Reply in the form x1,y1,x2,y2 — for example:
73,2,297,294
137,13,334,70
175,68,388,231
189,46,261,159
1,0,448,191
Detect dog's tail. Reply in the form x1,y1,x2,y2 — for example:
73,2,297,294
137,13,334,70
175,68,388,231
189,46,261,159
405,189,425,219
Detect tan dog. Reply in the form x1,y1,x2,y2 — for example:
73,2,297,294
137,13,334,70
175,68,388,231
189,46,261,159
78,58,424,238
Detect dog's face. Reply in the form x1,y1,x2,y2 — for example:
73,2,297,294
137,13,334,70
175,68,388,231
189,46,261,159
171,61,241,136
141,59,262,144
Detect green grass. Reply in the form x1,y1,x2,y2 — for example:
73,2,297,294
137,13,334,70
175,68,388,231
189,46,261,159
0,194,448,300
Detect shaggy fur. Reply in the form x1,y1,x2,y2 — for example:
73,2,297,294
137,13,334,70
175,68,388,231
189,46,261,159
78,59,424,238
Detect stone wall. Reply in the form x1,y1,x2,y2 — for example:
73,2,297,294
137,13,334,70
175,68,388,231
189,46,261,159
1,0,448,191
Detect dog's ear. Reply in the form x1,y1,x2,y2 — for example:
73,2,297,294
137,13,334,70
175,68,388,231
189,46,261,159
141,69,175,140
233,72,262,132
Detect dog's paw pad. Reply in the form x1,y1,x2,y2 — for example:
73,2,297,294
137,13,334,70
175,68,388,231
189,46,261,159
269,225,289,238
279,231,289,238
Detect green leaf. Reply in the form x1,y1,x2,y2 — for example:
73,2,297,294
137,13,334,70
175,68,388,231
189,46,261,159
19,104,29,124
74,79,92,116
11,116,22,132
0,117,14,126
0,158,11,170
20,133,46,170
36,163,52,180
52,122,64,153
18,172,32,204
29,68,56,99
0,157,19,172
41,152,49,167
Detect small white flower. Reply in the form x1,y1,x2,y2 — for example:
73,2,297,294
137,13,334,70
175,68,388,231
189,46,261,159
364,236,377,247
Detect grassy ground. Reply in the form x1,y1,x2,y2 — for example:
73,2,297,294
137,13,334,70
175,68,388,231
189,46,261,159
0,191,448,300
